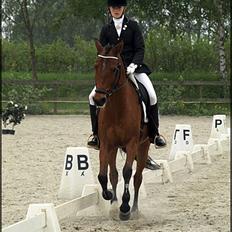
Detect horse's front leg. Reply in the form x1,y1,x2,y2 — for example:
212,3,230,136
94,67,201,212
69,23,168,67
119,141,138,221
98,147,113,201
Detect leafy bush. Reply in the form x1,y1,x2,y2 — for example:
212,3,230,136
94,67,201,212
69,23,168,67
157,76,185,114
2,85,51,114
2,40,30,71
73,36,96,72
36,39,76,72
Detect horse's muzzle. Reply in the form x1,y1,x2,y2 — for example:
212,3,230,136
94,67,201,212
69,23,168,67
93,96,107,108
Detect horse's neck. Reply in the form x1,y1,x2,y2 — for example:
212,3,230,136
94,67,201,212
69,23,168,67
108,82,138,115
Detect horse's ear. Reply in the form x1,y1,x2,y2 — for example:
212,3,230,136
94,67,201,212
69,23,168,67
113,40,124,55
95,39,103,53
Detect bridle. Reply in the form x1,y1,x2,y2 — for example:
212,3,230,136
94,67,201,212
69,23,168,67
95,54,128,97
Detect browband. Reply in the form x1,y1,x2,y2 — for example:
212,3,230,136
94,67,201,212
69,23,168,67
98,55,119,60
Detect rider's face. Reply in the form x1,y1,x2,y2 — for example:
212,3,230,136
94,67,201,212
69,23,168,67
109,6,125,19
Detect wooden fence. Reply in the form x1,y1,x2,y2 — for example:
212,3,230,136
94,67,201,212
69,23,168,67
2,79,230,113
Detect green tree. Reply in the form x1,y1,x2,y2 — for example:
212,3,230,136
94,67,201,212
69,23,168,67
2,0,47,80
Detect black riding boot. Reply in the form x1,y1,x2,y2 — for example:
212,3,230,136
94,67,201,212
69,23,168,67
87,105,100,149
148,104,166,148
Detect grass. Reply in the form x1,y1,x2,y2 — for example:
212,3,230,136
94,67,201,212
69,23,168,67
2,71,222,81
2,101,229,115
1,71,93,80
41,102,89,114
150,71,221,81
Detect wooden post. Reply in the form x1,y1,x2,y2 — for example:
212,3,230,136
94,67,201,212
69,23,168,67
54,83,58,114
199,85,203,101
198,85,203,111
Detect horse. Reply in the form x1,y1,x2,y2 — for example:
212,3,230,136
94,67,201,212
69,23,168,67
93,40,151,220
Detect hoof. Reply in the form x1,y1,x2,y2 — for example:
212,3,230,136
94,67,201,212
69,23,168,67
119,210,131,221
102,190,113,200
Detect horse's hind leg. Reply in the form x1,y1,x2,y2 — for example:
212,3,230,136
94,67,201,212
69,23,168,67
98,148,113,201
132,139,150,212
119,143,137,220
109,148,118,203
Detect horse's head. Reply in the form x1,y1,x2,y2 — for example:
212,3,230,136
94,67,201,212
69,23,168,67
93,40,125,108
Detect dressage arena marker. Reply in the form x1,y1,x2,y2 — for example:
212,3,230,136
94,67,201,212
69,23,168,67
208,114,230,154
2,115,230,232
58,147,94,200
167,124,195,173
210,114,227,138
169,124,194,160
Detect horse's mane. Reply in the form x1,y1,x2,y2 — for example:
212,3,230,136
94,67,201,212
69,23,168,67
103,44,114,55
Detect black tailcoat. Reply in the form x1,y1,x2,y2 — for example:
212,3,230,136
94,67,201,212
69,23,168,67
99,16,152,75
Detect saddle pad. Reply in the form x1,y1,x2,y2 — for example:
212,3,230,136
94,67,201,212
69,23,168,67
137,81,149,123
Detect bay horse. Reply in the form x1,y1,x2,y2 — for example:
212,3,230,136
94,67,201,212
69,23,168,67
93,40,150,220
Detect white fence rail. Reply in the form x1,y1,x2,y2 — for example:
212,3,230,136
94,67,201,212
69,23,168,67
2,214,46,232
55,191,99,221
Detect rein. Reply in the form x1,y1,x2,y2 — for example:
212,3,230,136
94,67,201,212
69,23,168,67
95,54,128,97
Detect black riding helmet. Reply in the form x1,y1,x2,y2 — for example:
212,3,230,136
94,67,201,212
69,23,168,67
107,0,127,7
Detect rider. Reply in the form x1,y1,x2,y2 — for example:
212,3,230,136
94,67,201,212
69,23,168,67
87,0,166,159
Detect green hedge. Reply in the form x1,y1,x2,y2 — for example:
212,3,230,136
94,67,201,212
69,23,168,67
145,28,224,73
2,40,30,71
2,31,230,74
2,36,96,73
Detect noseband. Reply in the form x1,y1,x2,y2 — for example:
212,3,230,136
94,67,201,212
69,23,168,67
95,55,128,97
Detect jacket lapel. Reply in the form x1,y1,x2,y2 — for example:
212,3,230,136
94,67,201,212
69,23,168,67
120,16,129,39
110,20,119,39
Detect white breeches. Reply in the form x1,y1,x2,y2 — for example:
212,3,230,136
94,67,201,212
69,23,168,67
89,86,96,105
134,73,157,105
89,73,157,106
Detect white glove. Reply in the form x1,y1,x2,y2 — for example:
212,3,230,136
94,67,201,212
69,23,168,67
126,63,138,75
